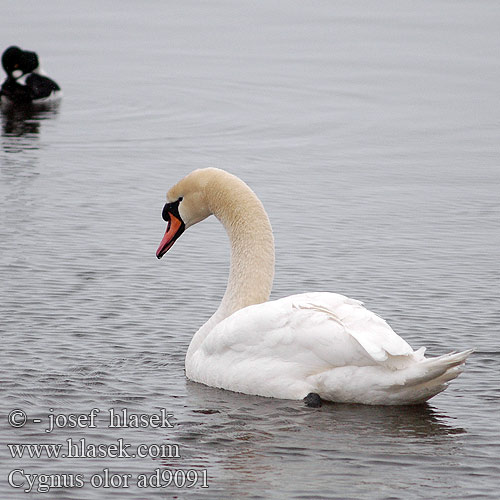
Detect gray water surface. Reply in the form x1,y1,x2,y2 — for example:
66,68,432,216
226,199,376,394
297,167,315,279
1,1,499,498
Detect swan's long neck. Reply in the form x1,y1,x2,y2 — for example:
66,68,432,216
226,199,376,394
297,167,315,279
187,171,275,356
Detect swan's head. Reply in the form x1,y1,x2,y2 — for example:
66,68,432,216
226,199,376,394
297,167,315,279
156,168,215,259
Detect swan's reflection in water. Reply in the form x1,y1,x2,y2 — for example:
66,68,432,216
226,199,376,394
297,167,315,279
183,375,465,437
172,381,467,496
313,401,466,438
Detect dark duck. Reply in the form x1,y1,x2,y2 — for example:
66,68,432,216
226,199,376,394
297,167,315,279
1,46,61,106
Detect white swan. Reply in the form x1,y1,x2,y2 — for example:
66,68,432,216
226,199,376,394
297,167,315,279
156,168,472,406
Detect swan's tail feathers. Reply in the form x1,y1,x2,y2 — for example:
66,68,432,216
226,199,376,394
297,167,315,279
405,349,474,387
391,348,474,404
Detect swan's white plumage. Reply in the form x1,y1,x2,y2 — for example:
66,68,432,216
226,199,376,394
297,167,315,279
187,292,470,404
158,168,472,405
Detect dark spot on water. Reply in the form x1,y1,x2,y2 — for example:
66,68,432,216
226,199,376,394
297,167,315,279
192,409,221,414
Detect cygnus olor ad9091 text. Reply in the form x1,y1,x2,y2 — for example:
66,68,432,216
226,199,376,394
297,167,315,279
156,168,472,406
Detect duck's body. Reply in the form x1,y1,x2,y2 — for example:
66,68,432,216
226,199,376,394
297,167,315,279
157,168,472,405
1,46,61,106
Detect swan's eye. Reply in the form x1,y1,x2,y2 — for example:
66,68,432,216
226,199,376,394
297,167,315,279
162,197,183,223
162,204,171,223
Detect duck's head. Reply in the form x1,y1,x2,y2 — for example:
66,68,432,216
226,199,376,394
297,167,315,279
2,46,39,78
156,168,215,259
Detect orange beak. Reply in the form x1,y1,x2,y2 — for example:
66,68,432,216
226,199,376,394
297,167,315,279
156,212,185,259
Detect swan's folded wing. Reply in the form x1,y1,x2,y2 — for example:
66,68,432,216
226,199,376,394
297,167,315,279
199,292,415,371
292,292,415,362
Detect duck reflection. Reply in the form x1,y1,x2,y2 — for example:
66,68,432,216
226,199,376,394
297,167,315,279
1,101,59,152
